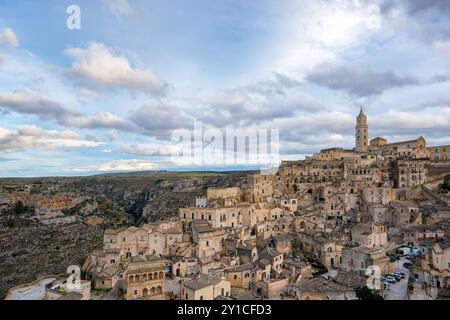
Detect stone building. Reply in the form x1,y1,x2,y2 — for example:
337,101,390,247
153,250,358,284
125,254,165,300
428,145,450,161
351,223,388,248
181,273,231,300
341,246,391,275
391,158,429,188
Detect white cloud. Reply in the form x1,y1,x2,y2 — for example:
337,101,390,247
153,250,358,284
306,63,419,96
434,41,450,59
64,42,166,95
0,125,102,151
119,144,179,156
75,159,158,172
0,91,80,120
268,0,383,75
61,112,134,131
0,28,19,48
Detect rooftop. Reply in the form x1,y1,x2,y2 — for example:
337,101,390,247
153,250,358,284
183,273,223,291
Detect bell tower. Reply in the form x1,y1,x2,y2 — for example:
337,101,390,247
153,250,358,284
355,107,368,153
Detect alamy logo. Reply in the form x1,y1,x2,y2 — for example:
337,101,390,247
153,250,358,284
66,5,81,30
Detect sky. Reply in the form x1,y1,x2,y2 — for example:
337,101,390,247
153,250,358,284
1,0,450,177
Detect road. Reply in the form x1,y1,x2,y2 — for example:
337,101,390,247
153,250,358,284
385,258,410,300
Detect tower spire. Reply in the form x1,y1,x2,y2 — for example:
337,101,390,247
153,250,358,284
355,107,368,153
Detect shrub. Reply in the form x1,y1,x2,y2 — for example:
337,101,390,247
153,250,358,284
14,201,25,214
355,286,384,300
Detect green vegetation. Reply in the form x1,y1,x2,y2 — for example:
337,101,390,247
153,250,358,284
99,199,113,211
14,201,25,215
30,186,41,194
355,286,384,300
441,174,450,191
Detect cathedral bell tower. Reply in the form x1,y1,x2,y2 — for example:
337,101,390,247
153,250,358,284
355,107,368,153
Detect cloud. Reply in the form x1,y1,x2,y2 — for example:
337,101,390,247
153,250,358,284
104,129,119,141
103,0,137,19
74,159,158,172
434,41,450,59
129,101,193,136
242,72,302,96
370,108,450,135
381,0,450,42
0,125,102,151
61,112,135,131
0,91,80,120
119,144,178,156
0,28,18,65
0,28,19,48
64,42,167,95
197,89,325,128
306,63,419,97
393,0,450,16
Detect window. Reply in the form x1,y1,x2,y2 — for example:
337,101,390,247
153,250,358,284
221,288,224,296
206,240,209,247
234,275,238,280
208,214,211,221
200,296,203,300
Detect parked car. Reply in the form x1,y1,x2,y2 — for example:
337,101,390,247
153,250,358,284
398,247,412,255
403,262,412,268
384,276,396,284
391,273,402,281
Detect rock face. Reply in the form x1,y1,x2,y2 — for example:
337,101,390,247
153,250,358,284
0,171,248,297
0,222,103,298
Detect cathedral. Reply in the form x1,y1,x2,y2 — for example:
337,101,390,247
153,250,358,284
353,108,432,160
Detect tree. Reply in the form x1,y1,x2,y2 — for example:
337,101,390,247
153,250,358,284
355,286,384,300
442,174,450,191
14,201,25,215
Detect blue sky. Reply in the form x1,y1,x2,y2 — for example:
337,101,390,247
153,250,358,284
1,0,450,177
